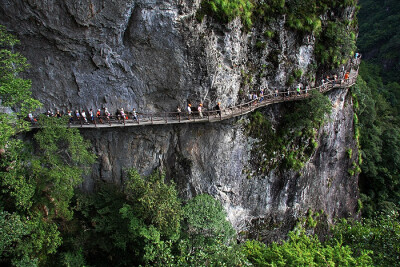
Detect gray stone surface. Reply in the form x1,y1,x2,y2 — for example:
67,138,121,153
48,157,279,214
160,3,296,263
0,0,359,240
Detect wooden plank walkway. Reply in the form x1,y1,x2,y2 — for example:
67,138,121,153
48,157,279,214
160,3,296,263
32,69,359,129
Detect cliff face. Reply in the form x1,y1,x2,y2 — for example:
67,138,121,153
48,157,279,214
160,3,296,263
0,0,359,240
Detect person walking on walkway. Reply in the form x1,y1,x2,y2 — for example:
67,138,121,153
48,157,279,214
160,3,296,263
75,110,80,121
344,72,349,82
68,110,73,123
96,109,103,124
253,93,258,105
120,108,126,123
187,104,192,120
132,108,138,122
198,103,203,118
215,102,221,117
176,106,181,119
104,107,110,123
81,109,88,124
89,108,94,123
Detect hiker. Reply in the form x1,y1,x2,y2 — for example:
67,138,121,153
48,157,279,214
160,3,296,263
104,107,110,123
305,85,310,95
215,102,221,117
344,72,349,82
187,104,192,119
253,93,258,105
132,108,138,122
67,110,73,123
198,103,203,118
120,108,127,121
296,84,301,95
259,89,264,102
89,108,94,123
81,109,88,124
28,112,36,123
75,110,80,121
96,109,103,124
275,89,279,97
55,110,62,118
176,106,181,119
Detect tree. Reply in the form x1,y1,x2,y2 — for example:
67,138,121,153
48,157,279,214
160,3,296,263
182,194,235,248
176,194,250,266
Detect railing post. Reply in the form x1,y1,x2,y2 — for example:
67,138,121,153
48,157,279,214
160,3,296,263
80,116,83,127
179,113,181,123
151,113,153,124
94,116,97,127
165,112,168,123
123,116,125,126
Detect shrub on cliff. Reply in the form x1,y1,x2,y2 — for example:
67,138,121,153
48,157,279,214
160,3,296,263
246,90,332,175
198,0,254,29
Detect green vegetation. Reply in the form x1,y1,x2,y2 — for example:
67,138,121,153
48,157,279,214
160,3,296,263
2,16,400,265
315,21,357,68
331,212,400,266
56,174,248,266
243,227,372,266
352,70,400,217
198,0,254,29
198,0,358,69
0,26,96,266
358,0,400,83
246,90,331,174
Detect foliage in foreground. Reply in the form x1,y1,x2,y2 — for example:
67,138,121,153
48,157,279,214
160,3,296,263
243,228,372,267
57,172,247,267
331,211,400,267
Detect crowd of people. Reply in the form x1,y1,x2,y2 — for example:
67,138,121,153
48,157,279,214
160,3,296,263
28,107,139,125
247,68,353,104
28,55,359,126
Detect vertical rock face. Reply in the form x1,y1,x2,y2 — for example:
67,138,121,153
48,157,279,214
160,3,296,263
81,86,358,241
0,0,359,240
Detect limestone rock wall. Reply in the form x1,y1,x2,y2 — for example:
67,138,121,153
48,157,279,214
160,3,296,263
0,0,359,240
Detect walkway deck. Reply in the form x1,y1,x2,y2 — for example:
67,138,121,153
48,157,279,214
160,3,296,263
38,70,359,129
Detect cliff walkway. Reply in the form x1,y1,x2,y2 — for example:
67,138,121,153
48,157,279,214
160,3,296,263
62,69,359,129
26,63,358,129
